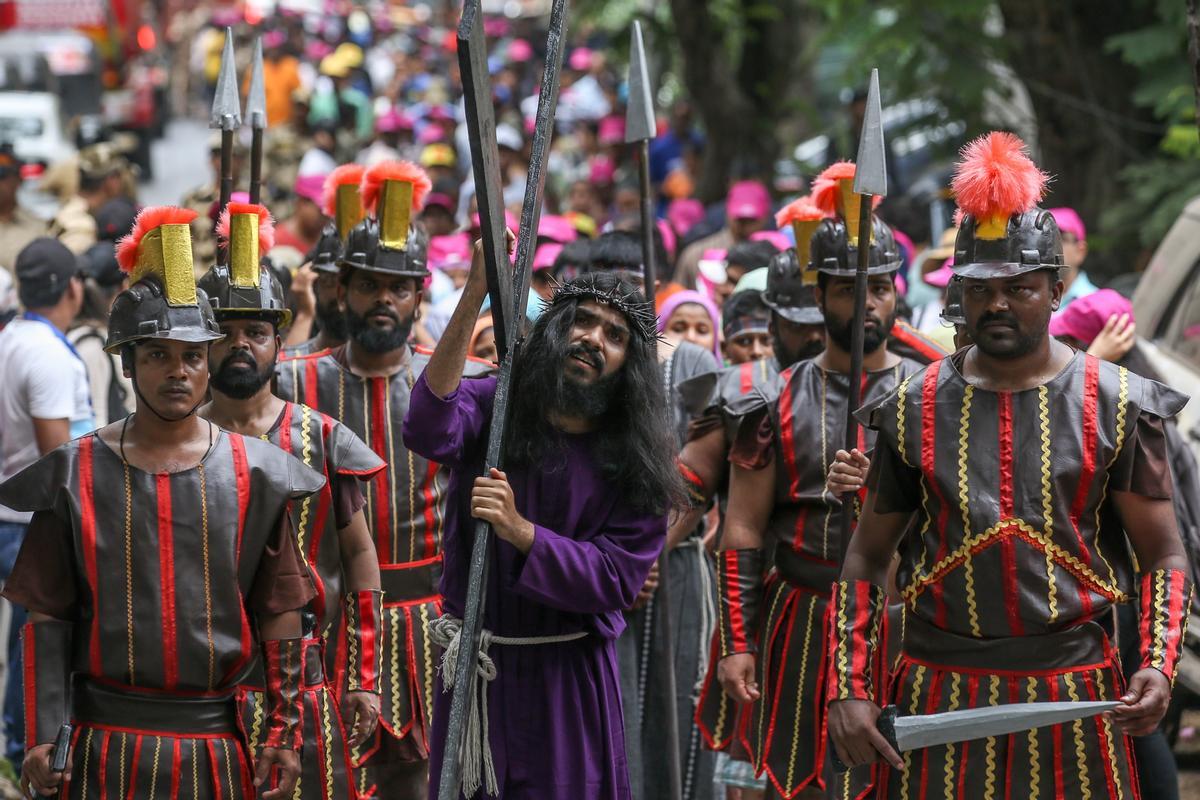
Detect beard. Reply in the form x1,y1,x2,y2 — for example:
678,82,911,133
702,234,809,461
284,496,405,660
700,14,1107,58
315,299,348,342
555,342,621,419
346,305,414,354
212,351,276,399
823,309,894,355
970,311,1047,360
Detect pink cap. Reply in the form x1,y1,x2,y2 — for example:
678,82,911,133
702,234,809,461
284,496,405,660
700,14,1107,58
508,39,533,63
1049,288,1132,345
423,192,455,212
418,126,446,145
657,290,722,359
538,215,578,244
376,109,413,133
471,209,518,233
667,198,705,237
294,174,326,205
533,242,563,271
263,30,286,49
924,262,955,289
750,230,791,251
429,233,472,271
1049,207,1086,242
658,219,678,262
427,105,455,123
589,157,615,185
726,180,770,221
568,47,593,71
598,116,625,145
305,41,332,61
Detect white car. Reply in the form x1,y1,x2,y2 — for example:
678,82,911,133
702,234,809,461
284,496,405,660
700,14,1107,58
0,90,75,167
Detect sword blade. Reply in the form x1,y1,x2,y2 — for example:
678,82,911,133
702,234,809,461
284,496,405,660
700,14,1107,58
893,701,1121,753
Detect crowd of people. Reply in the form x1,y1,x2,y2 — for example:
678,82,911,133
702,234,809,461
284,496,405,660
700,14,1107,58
0,5,1194,800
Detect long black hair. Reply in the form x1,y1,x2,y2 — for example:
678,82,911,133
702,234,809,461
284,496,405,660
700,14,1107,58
503,272,686,515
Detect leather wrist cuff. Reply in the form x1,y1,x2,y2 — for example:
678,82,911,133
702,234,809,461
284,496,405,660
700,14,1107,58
678,460,708,509
827,579,887,703
1139,568,1194,686
262,637,305,750
344,589,385,694
716,549,764,658
23,621,72,748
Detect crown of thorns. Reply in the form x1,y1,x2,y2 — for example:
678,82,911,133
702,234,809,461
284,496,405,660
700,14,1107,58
544,277,660,342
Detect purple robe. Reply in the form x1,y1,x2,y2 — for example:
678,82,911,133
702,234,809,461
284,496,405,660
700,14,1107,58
402,372,666,799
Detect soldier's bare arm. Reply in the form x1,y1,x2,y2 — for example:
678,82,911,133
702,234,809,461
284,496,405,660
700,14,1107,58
666,427,725,550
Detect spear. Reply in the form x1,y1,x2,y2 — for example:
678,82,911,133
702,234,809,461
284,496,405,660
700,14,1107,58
210,27,241,267
246,37,267,205
839,69,887,557
625,21,682,800
436,2,569,797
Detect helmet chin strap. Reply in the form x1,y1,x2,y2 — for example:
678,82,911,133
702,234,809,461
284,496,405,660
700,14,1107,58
130,361,205,423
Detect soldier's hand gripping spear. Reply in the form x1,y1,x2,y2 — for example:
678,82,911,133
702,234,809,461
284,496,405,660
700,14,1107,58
435,2,569,798
625,21,683,800
838,69,887,561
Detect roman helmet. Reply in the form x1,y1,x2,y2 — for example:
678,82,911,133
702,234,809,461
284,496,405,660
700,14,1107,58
808,161,903,277
340,160,431,278
198,201,292,328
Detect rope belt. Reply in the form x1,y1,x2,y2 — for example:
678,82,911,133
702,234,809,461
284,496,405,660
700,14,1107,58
430,614,588,797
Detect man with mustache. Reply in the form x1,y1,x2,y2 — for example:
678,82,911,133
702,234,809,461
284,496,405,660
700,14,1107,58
686,249,825,798
404,245,681,799
198,202,386,798
713,163,924,799
0,206,324,799
276,161,491,797
826,133,1191,798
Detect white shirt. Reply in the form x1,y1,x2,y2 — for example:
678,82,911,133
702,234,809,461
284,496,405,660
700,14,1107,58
0,318,94,522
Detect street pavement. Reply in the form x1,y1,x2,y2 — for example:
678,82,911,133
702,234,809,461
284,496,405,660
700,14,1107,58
141,117,213,207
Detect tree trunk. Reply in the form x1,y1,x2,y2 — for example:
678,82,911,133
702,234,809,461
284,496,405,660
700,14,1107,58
667,0,816,202
995,0,1162,276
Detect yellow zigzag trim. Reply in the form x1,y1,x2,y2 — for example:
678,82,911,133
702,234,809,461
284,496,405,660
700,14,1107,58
322,688,336,795
1039,386,1059,623
1097,669,1125,800
958,386,981,636
983,676,999,799
901,517,1127,606
1091,366,1129,589
755,585,787,763
1065,673,1091,800
1152,570,1167,670
1026,677,1041,795
785,596,817,791
296,405,314,553
944,672,961,799
896,375,912,467
901,665,926,800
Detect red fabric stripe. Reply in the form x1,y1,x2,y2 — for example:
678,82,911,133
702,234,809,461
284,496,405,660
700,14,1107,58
126,734,143,800
156,473,178,689
959,676,980,799
917,669,944,800
307,416,335,624
920,366,950,626
848,581,872,694
779,373,799,497
169,738,181,800
98,730,111,800
1083,671,1120,800
421,462,438,560
760,592,798,767
358,593,379,691
22,626,35,748
234,736,255,797
1047,680,1065,800
305,358,319,410
724,552,748,652
369,378,392,563
278,403,294,454
1069,356,1100,564
79,436,102,674
206,740,222,800
891,322,945,362
226,435,254,685
739,361,753,394
790,505,810,553
310,692,331,800
998,391,1023,635
1139,572,1154,663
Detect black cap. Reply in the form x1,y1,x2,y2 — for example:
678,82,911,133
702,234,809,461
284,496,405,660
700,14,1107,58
82,241,124,289
15,238,83,308
94,198,138,243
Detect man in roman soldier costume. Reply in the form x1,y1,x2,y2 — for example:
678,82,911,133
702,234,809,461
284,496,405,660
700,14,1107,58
826,132,1192,798
689,207,827,795
285,164,366,358
713,162,925,799
198,201,387,797
275,160,492,797
0,206,325,799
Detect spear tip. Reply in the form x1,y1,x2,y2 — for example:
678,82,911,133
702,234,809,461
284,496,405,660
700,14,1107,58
210,27,243,131
853,68,887,197
624,21,656,145
246,37,267,130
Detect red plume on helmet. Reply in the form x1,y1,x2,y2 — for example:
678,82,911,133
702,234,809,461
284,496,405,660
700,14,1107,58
323,163,365,218
810,162,856,217
116,206,198,272
216,202,276,255
775,196,826,229
951,131,1048,223
360,160,432,216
